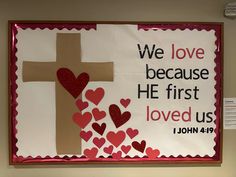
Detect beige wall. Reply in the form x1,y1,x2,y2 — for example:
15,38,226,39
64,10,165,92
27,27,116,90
0,0,236,176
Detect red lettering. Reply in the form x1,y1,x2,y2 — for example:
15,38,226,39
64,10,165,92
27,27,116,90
171,111,180,121
151,110,161,120
196,48,204,59
171,43,205,60
186,48,195,58
162,111,171,121
176,48,186,59
146,106,192,122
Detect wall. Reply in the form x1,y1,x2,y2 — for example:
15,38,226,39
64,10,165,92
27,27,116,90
0,0,236,177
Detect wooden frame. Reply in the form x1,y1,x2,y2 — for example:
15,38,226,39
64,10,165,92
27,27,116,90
9,21,223,164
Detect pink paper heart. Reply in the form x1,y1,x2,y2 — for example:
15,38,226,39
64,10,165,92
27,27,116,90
121,145,131,154
106,130,126,148
80,130,93,142
120,98,131,108
93,137,106,149
146,147,160,159
92,108,106,121
76,99,89,111
112,151,122,159
72,112,92,129
126,128,139,139
103,145,114,154
85,87,104,105
84,147,98,158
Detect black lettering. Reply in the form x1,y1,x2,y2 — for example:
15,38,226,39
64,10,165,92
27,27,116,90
146,64,155,79
137,44,156,59
138,84,149,98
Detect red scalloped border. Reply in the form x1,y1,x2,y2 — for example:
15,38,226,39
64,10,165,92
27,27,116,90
9,22,223,164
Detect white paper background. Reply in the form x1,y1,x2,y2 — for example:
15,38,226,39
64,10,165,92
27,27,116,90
15,24,217,157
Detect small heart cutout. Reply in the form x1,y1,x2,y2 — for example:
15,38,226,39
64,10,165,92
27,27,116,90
84,147,98,158
85,87,104,105
57,68,89,98
93,137,106,149
106,130,126,148
126,128,139,139
109,104,131,128
121,145,131,154
80,130,93,142
76,99,89,111
92,108,106,121
112,151,122,159
103,145,114,154
146,147,160,159
120,98,131,108
92,122,106,136
132,140,146,153
72,112,92,129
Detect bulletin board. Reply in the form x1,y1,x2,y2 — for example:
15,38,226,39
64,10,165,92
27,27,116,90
9,21,223,164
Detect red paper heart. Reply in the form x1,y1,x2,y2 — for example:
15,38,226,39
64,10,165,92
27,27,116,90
92,108,106,121
76,99,89,111
112,151,122,159
146,147,160,159
72,112,92,129
120,98,131,108
92,122,106,136
106,130,126,148
57,68,89,98
109,104,131,128
126,128,139,139
80,130,93,142
121,145,131,154
85,87,104,105
93,137,106,149
84,147,98,158
103,145,114,154
132,140,146,153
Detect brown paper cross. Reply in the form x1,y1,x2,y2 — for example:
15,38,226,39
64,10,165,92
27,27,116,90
22,33,113,154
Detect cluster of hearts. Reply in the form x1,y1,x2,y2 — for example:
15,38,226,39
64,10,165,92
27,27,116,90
73,87,160,159
56,69,160,159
